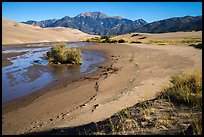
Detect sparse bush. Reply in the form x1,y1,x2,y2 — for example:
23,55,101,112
85,38,91,42
85,36,128,44
181,37,202,44
118,39,126,43
85,37,101,42
46,43,82,65
101,35,111,40
101,36,112,43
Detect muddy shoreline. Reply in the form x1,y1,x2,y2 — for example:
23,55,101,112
2,52,27,67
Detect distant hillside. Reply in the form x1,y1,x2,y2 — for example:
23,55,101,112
22,13,202,36
134,16,202,33
2,18,95,45
22,12,148,36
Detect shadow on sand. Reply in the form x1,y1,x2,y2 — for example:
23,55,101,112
24,122,98,135
189,43,202,49
22,118,115,135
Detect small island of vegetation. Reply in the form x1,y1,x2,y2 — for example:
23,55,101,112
46,43,82,65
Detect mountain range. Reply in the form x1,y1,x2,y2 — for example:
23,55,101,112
22,12,202,36
134,15,202,33
22,12,147,36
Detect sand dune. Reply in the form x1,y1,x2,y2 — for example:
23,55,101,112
113,31,202,40
2,18,96,45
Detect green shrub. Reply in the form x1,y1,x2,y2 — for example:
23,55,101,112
100,36,112,43
85,38,91,42
85,36,127,43
101,38,118,43
109,39,118,43
101,35,111,40
47,43,82,65
85,37,102,42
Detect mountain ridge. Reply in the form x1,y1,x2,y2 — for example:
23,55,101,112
22,12,202,35
134,15,202,33
22,12,147,35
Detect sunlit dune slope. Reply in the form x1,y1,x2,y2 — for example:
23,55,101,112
2,18,96,45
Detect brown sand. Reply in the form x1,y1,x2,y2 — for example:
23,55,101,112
2,42,202,135
2,52,27,67
112,31,202,42
2,18,96,45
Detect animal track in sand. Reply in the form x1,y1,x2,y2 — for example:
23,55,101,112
28,121,44,132
25,54,137,133
84,64,119,80
94,82,99,92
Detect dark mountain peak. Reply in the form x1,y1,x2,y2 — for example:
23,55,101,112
61,16,71,20
134,19,148,24
43,19,58,22
183,15,193,18
159,15,202,22
21,20,36,24
76,12,109,19
182,15,201,18
26,20,36,22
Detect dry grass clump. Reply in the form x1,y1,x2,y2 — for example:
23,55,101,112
158,70,202,109
181,37,202,45
46,43,82,65
86,36,202,47
130,37,202,46
85,37,101,42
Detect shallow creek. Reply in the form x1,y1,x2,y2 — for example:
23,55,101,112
2,42,105,103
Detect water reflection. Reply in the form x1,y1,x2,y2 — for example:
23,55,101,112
50,64,81,78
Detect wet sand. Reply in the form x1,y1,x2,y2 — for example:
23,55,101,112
2,52,27,67
2,43,202,135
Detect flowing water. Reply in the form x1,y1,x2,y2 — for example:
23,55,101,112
2,42,105,103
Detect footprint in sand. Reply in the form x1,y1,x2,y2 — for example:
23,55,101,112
80,104,87,108
92,104,99,112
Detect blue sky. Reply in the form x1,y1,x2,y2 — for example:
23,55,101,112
2,2,202,23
